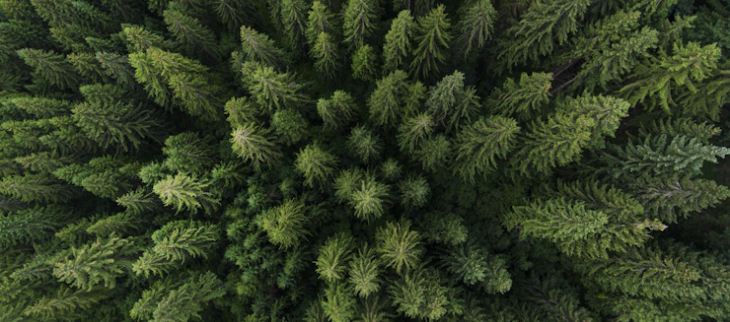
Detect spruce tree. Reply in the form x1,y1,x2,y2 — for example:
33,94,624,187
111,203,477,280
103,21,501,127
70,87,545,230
410,5,451,80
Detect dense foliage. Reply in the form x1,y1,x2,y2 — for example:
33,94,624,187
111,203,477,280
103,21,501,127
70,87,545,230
1,0,730,321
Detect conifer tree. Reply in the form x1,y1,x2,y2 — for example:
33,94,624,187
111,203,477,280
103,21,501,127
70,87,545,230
348,245,381,297
306,1,337,46
25,286,110,318
383,10,414,72
311,32,341,79
239,26,289,70
630,175,730,223
317,90,356,130
410,5,451,80
163,8,219,60
351,44,378,81
230,123,282,170
53,234,135,290
506,198,609,244
348,125,382,163
398,175,429,208
16,48,80,90
455,0,496,58
281,0,309,50
272,108,309,145
162,132,217,174
316,233,354,283
241,61,308,113
500,0,591,66
0,206,68,247
343,0,379,50
349,173,389,222
489,72,552,120
153,174,220,215
295,143,338,187
454,116,520,181
259,198,308,248
133,222,219,277
368,70,408,126
376,220,422,273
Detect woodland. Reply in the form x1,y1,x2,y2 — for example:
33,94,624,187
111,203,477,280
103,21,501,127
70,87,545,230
1,0,730,321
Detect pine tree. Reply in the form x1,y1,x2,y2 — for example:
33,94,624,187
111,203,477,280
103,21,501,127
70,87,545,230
230,123,282,170
133,222,219,277
415,134,451,172
316,233,354,283
72,90,162,152
348,125,382,163
376,220,422,273
0,174,75,203
343,0,379,50
630,175,730,223
619,42,722,113
259,198,308,248
306,1,337,46
317,90,356,130
224,96,262,127
455,0,496,58
311,32,341,79
272,108,309,145
122,24,171,53
16,48,80,90
505,198,609,243
162,132,217,174
397,113,435,154
135,271,226,322
322,282,357,322
368,70,408,126
442,243,512,294
239,26,289,69
0,206,68,247
348,245,381,297
281,0,309,50
489,72,553,120
163,8,219,60
500,0,591,67
398,175,429,208
53,234,135,290
152,174,220,215
351,44,378,81
24,286,110,318
454,116,520,181
241,61,308,113
349,173,389,222
295,143,338,187
383,10,414,72
410,5,451,80
599,134,730,178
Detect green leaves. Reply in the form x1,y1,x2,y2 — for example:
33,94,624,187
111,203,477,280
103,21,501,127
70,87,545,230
410,5,451,80
153,174,220,215
259,199,309,248
376,220,422,273
295,144,338,187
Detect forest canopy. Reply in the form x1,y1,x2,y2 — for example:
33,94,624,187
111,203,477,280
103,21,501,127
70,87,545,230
1,0,730,321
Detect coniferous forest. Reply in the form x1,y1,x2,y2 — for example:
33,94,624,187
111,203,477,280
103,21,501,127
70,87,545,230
2,0,730,321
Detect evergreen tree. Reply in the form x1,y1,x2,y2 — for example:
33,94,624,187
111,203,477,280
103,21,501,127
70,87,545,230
153,174,220,215
383,10,414,72
163,8,219,60
16,48,80,90
311,32,341,79
454,116,520,181
351,44,378,81
376,220,422,273
239,26,289,70
455,0,496,58
317,90,356,130
230,123,282,170
343,0,379,50
295,143,338,188
348,125,382,163
306,1,337,46
410,5,451,80
489,72,553,120
259,198,308,248
53,234,135,290
368,70,408,126
241,61,308,113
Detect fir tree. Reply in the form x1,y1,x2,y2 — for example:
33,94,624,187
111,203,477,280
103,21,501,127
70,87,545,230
239,26,289,70
152,174,220,215
259,198,308,248
454,116,520,181
383,10,414,72
306,1,337,46
311,32,341,79
53,234,135,290
295,144,338,188
410,5,451,80
376,220,422,273
343,0,379,50
368,70,408,126
455,0,496,58
241,61,308,113
163,8,219,60
230,123,282,170
16,48,80,90
317,90,356,130
351,44,378,81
